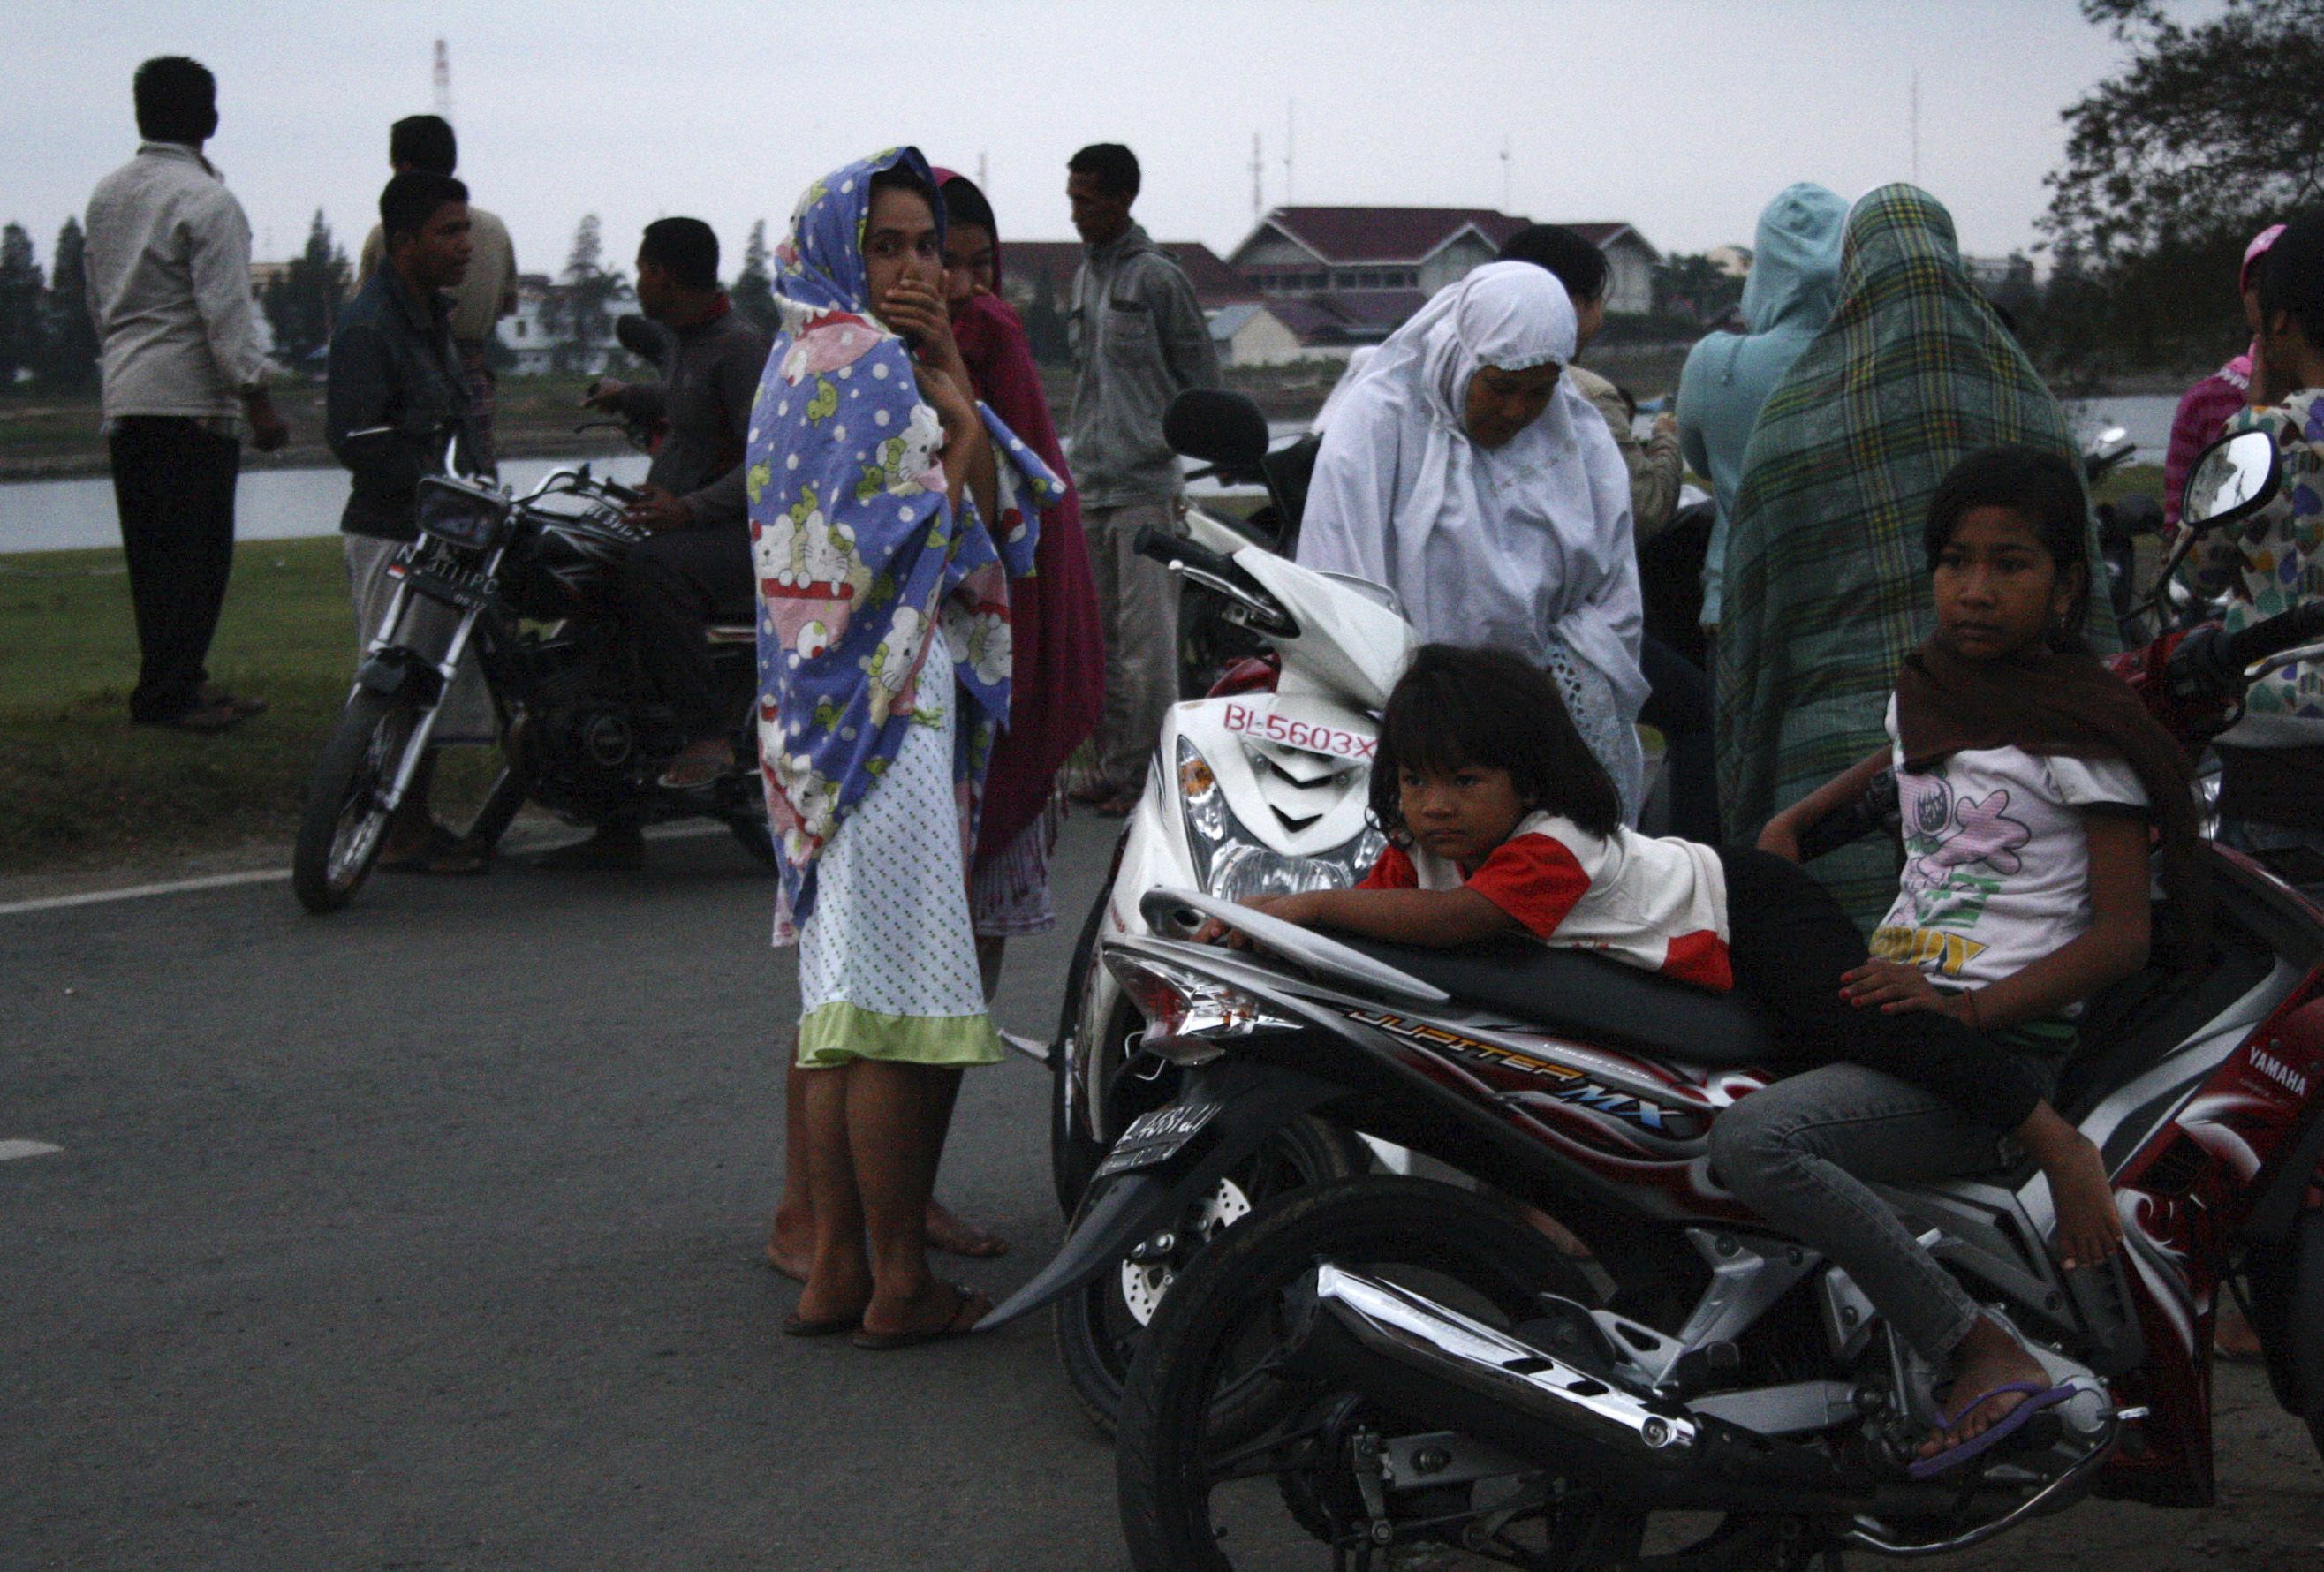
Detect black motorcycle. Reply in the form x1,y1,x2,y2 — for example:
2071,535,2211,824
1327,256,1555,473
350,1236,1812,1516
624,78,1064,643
291,451,768,913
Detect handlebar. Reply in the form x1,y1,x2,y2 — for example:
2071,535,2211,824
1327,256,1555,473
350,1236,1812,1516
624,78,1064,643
2227,600,2324,670
1133,525,1298,638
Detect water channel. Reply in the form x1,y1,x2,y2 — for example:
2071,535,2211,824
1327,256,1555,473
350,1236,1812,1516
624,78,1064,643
0,397,2182,558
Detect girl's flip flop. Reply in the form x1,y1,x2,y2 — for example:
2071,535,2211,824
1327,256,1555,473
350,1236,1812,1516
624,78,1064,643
1908,1380,2078,1480
850,1283,991,1351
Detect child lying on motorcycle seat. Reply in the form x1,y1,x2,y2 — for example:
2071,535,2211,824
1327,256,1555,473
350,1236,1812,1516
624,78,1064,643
1220,448,2200,1472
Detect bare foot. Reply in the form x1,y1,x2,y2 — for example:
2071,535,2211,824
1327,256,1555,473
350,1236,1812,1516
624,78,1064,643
2013,1107,2123,1272
2216,1298,2265,1362
926,1198,1008,1260
2040,1135,2124,1272
1919,1316,2052,1459
765,1205,814,1281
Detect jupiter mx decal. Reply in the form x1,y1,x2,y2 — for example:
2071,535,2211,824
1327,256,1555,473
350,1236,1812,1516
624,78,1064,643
1344,1008,1686,1134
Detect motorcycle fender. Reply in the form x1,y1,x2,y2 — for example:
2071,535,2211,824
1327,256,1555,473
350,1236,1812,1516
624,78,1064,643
356,648,438,702
978,1061,1342,1331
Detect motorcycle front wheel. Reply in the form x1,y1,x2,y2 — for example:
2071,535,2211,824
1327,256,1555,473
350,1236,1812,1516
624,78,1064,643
292,690,421,914
1116,1175,1634,1572
1053,1113,1369,1437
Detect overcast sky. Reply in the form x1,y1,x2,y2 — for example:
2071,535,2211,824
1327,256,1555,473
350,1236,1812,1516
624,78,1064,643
1,1,2176,280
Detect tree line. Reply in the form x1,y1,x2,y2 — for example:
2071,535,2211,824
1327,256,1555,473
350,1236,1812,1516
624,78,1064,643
0,219,100,392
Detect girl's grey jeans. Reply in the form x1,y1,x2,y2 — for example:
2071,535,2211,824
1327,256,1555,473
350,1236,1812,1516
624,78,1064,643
1708,1060,2039,1363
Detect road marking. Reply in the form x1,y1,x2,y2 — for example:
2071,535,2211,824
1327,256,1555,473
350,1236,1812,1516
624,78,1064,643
0,820,738,919
0,1140,63,1161
0,868,290,918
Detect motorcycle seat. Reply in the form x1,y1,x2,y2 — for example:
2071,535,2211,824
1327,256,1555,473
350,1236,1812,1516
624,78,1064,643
1323,931,1775,1067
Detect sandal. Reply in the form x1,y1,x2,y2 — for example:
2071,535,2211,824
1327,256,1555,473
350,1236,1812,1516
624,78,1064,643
379,823,490,876
1908,1380,2077,1480
198,684,269,719
852,1282,992,1351
658,741,733,791
137,699,241,734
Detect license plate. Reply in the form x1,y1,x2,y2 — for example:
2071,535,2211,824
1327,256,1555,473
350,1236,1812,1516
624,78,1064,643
1215,699,1377,762
1095,1101,1220,1179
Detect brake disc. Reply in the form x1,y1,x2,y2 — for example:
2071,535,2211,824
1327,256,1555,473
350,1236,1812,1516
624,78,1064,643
1118,1175,1254,1325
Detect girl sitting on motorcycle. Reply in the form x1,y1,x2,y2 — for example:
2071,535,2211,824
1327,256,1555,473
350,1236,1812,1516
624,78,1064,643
1232,449,2200,1468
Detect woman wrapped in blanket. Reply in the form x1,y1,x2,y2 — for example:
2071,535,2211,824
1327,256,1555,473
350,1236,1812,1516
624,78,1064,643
752,150,1061,1348
1717,185,2110,930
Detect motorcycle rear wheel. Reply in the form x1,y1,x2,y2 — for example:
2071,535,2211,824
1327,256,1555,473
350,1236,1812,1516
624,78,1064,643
1116,1175,1624,1571
292,690,421,915
1053,1113,1368,1438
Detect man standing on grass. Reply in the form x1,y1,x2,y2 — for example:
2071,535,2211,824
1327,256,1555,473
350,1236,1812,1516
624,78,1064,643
325,170,490,876
84,56,288,734
358,115,518,465
1064,142,1222,814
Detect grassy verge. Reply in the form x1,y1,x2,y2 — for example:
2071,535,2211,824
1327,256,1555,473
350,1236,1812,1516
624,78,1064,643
0,535,518,876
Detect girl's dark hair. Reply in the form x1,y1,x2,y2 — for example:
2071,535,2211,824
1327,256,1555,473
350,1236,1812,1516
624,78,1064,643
1923,445,2090,650
2257,208,2324,351
941,175,996,237
1370,644,1623,842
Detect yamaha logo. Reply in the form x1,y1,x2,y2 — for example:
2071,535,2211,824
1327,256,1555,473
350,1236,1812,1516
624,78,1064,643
2249,1046,2311,1099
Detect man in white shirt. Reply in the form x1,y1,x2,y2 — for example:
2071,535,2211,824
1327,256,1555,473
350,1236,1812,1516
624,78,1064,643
357,116,518,464
83,56,287,732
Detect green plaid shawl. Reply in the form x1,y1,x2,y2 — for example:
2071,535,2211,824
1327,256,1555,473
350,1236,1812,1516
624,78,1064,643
1714,185,2106,927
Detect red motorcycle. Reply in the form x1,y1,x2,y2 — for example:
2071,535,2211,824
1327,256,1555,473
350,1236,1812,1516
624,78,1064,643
982,429,2324,1569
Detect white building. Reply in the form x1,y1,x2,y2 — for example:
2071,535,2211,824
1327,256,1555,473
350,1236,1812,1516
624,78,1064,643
1207,302,1311,367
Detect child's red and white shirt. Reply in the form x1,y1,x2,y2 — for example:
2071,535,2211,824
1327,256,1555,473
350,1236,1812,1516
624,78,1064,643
1359,812,1732,989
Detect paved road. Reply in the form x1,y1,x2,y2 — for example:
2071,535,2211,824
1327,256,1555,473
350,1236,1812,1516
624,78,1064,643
3,816,2320,1570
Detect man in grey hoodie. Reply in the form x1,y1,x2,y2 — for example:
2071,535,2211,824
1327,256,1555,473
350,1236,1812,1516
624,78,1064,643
1064,143,1222,812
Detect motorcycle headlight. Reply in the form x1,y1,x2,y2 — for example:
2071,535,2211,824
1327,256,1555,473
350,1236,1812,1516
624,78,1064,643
1177,737,1386,902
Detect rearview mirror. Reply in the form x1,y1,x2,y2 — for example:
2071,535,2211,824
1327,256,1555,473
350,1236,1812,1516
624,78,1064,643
2181,429,2281,533
1165,389,1269,468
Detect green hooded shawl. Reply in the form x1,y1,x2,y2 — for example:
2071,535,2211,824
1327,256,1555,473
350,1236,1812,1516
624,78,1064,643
1714,184,2107,928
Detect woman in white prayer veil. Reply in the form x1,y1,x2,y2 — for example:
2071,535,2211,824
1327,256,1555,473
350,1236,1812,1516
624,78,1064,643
1297,261,1648,820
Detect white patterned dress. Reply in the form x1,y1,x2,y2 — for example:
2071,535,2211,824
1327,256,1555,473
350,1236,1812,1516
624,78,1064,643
785,624,1003,1069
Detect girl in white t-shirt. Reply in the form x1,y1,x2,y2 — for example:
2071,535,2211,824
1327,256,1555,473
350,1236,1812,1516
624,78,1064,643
1236,452,2192,1472
1750,445,2200,1470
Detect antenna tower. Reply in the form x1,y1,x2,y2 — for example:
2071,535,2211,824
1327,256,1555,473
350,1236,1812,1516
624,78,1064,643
1251,132,1263,218
1909,69,1920,186
1500,135,1512,211
1283,102,1296,206
977,151,988,189
433,39,454,123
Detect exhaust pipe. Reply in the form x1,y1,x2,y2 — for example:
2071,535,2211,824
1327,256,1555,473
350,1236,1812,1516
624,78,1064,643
1285,1265,1697,1469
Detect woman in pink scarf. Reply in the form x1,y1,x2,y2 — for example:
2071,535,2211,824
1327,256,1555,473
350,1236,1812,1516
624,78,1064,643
935,170,1106,983
2163,223,2284,527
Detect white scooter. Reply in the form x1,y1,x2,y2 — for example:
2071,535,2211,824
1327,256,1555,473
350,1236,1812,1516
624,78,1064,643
1042,389,1412,1430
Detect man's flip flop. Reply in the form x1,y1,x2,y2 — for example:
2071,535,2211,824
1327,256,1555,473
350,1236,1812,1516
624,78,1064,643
1908,1380,2078,1480
850,1283,991,1351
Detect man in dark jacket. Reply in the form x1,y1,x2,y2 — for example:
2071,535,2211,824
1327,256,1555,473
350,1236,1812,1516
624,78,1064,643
326,169,489,874
1064,143,1222,812
549,218,770,869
